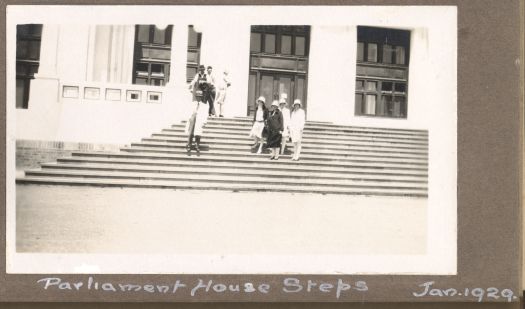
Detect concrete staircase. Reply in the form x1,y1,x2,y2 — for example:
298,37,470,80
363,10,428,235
16,117,429,197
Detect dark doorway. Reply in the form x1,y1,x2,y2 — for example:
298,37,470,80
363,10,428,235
247,26,310,115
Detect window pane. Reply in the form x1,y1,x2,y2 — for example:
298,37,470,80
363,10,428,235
381,81,393,92
393,96,406,117
151,63,163,74
27,41,41,60
153,27,167,44
357,42,364,61
356,80,364,91
188,26,199,47
16,63,28,76
295,36,305,56
264,34,276,53
250,33,261,52
137,25,150,43
16,40,28,59
367,43,377,62
135,77,148,85
382,44,393,64
186,67,197,81
150,79,163,86
187,50,199,63
281,35,292,54
136,63,148,74
16,78,26,109
366,81,377,91
395,83,406,93
355,93,363,115
380,95,392,116
365,95,376,115
395,46,406,65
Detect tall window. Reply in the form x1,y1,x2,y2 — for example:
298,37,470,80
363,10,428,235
355,26,410,118
133,25,173,86
16,24,42,109
186,25,202,82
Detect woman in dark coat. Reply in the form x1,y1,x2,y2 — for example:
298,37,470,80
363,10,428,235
266,100,284,160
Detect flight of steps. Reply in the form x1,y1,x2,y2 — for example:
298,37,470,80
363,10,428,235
16,117,429,197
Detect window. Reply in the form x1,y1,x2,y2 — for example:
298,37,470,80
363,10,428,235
133,25,172,86
355,26,410,118
355,79,408,117
250,26,310,57
16,24,42,109
186,25,202,82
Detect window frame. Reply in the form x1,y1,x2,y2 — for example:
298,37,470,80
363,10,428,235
16,24,43,109
132,25,173,86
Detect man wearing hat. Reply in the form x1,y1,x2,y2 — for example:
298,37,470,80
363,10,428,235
249,96,268,154
278,98,291,155
266,100,284,160
186,64,209,154
188,65,208,103
206,66,217,116
289,99,306,161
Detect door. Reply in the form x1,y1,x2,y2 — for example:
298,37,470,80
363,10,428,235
248,73,303,116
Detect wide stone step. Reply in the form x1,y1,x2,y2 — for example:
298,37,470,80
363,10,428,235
189,118,429,135
172,123,429,140
120,147,427,170
167,126,429,145
143,136,429,157
24,169,428,191
151,132,429,151
73,151,428,172
17,176,427,197
127,143,428,166
57,157,428,177
40,162,428,184
134,140,428,162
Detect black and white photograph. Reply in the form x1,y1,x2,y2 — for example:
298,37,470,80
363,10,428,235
6,5,457,274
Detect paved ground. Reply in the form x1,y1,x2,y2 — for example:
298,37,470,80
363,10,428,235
15,184,426,255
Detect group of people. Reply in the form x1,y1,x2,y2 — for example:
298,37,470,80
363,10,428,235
185,64,231,153
185,64,306,161
249,96,306,161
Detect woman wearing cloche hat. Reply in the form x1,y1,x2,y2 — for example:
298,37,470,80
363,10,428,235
289,99,306,161
249,96,268,154
266,100,284,160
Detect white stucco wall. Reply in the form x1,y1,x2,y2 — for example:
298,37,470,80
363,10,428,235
197,23,251,117
307,26,357,124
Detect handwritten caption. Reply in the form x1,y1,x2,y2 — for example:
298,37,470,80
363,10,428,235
36,277,368,299
412,281,518,302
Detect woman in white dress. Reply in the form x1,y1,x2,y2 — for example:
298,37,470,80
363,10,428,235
249,96,268,154
289,99,306,161
279,98,291,155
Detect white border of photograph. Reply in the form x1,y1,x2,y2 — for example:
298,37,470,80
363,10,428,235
5,5,457,274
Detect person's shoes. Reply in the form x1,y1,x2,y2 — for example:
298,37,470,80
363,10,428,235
269,156,275,160
219,115,224,117
274,157,279,160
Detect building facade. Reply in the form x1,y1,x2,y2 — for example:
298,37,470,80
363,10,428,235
15,22,434,145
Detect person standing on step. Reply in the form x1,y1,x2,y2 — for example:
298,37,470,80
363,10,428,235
249,96,268,154
289,99,306,161
267,100,284,160
206,66,217,117
278,98,291,155
186,65,209,154
214,69,231,118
